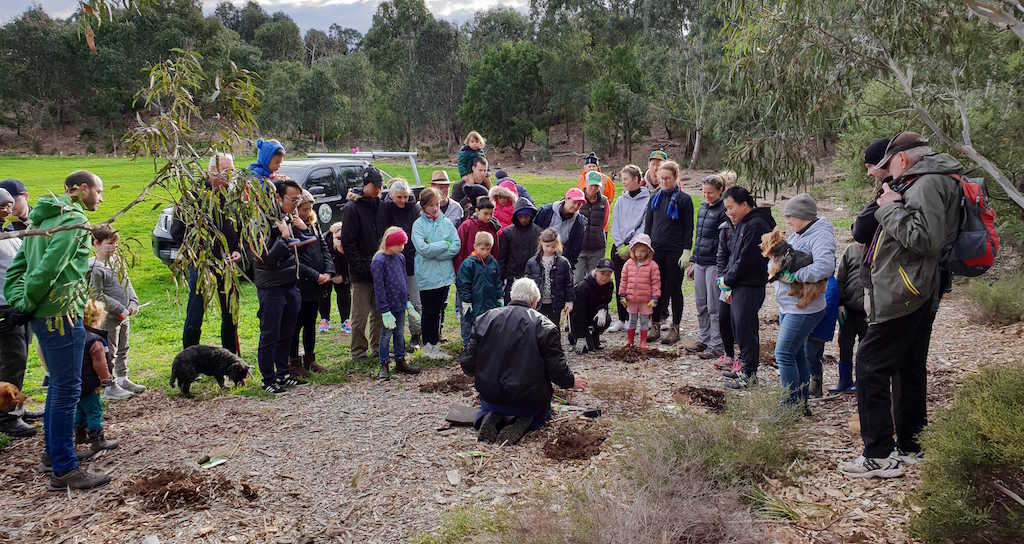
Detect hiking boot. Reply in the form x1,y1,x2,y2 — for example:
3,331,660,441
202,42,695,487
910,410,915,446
280,374,307,387
103,382,133,401
409,334,422,351
699,349,722,360
38,447,97,473
394,359,420,375
289,357,309,378
890,448,924,465
495,416,533,445
0,414,37,438
75,426,89,445
725,372,757,389
607,320,625,333
660,325,680,345
88,429,119,452
262,382,286,395
304,353,327,373
117,377,146,394
378,361,391,381
838,455,904,479
809,376,823,399
721,360,743,378
477,412,499,444
681,339,706,352
22,408,44,421
48,468,111,491
647,323,661,342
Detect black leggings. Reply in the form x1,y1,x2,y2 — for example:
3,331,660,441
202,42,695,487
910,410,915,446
319,282,351,323
838,308,867,363
653,250,684,324
291,298,320,359
611,244,629,322
539,303,564,330
420,286,449,345
719,300,734,359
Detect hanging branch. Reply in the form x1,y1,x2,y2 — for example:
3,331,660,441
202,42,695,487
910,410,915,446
965,0,1024,42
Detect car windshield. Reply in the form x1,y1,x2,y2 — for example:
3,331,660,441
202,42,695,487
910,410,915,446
276,164,307,180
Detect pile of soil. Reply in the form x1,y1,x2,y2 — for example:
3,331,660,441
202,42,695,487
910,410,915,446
418,374,474,394
126,469,235,512
607,345,677,363
673,385,727,413
542,423,607,461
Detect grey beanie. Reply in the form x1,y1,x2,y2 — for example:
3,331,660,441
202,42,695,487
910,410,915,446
784,193,817,220
0,188,13,206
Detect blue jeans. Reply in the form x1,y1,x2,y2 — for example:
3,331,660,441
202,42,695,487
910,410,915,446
32,317,86,476
379,307,406,364
775,311,824,404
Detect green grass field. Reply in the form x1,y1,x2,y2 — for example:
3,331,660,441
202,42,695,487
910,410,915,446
0,155,701,403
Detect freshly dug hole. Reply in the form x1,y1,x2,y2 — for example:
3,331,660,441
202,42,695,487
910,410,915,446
543,422,607,461
673,385,726,412
127,468,234,512
418,373,474,394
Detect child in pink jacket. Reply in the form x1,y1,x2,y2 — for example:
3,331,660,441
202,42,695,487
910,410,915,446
618,234,661,349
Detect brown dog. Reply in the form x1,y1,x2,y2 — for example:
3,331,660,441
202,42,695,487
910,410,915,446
0,382,28,412
760,229,828,309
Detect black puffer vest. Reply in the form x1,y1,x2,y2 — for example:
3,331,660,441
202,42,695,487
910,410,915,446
692,198,727,266
580,195,608,252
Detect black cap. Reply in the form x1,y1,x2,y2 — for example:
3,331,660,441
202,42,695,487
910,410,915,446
864,138,890,166
0,179,27,197
495,169,509,180
362,167,383,187
875,132,929,168
595,258,614,272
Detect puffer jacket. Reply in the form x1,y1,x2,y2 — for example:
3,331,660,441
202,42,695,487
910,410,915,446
371,252,408,314
497,199,541,281
610,186,651,247
459,301,575,410
412,212,460,291
716,220,733,273
579,194,610,251
721,206,775,288
809,277,840,342
377,200,419,277
867,153,961,324
691,198,727,266
837,243,865,313
525,254,574,308
250,215,299,289
619,257,662,305
774,217,836,315
340,195,381,283
456,253,502,323
82,326,112,395
296,224,335,301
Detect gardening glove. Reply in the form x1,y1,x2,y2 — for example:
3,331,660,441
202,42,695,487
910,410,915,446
406,301,420,322
461,302,472,315
620,296,629,308
595,309,608,328
678,250,690,271
616,245,631,260
381,311,397,330
573,341,587,355
565,302,574,313
839,307,847,327
779,270,796,283
647,299,657,309
716,277,729,291
497,298,504,307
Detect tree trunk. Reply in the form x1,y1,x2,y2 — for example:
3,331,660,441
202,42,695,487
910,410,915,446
565,109,570,140
689,127,702,170
405,117,412,151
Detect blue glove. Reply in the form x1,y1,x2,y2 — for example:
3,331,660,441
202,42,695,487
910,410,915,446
382,311,396,330
497,298,504,307
779,271,796,283
406,301,420,321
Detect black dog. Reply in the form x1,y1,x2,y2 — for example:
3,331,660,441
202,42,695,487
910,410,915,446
169,345,250,398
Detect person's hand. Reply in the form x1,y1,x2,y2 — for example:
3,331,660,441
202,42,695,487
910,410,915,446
573,341,587,354
461,302,472,315
565,302,573,313
616,245,630,260
573,375,589,391
497,298,504,307
406,301,420,321
128,305,138,316
716,277,729,291
595,309,608,328
839,307,847,327
317,273,331,285
686,264,694,279
779,270,796,283
277,219,291,239
381,311,396,330
118,312,128,322
647,299,657,309
678,251,690,271
620,296,629,308
331,275,345,284
291,214,308,231
876,182,903,207
229,251,242,263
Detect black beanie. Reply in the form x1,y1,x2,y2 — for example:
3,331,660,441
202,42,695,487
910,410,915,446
864,138,890,166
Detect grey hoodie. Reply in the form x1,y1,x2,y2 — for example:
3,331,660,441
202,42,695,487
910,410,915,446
89,256,139,319
610,186,651,247
0,237,23,305
774,217,836,315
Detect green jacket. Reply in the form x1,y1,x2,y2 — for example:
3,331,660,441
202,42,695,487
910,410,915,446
3,195,92,318
867,153,961,324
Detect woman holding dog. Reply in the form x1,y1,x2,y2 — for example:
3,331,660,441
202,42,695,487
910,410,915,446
771,194,836,414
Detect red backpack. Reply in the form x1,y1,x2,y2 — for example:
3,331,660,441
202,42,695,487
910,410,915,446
947,174,998,277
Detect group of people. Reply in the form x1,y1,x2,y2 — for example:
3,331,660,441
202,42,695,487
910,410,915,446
0,127,963,491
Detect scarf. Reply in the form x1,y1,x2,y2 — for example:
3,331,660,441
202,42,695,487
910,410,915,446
650,187,680,220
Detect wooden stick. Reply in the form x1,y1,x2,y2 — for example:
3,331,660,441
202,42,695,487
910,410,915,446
993,479,1024,507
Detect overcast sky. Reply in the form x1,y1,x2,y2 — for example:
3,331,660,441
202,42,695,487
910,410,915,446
3,1,530,33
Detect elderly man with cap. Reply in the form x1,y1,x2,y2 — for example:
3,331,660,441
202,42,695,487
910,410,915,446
0,187,33,438
838,132,962,479
534,188,589,270
341,167,386,363
575,152,616,204
568,258,615,354
0,179,30,231
768,194,835,414
460,277,588,445
430,170,464,227
643,150,668,190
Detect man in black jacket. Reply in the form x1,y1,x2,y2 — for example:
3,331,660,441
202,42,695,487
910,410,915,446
176,154,242,354
568,259,614,354
460,277,588,445
718,186,775,389
252,178,307,394
341,168,384,361
497,197,541,303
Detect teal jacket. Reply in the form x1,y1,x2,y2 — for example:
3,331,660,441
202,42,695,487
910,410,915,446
456,253,502,322
412,212,460,291
4,195,91,318
457,145,484,178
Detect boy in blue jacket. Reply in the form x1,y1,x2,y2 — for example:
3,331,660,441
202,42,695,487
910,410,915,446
456,231,502,344
806,276,840,398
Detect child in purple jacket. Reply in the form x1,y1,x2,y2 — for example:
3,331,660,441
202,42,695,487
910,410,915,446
371,227,421,380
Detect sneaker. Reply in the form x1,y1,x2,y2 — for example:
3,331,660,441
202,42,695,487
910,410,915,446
607,320,625,333
712,355,734,370
495,416,533,445
48,468,111,491
721,360,743,378
890,449,924,465
279,374,307,387
409,334,422,350
431,344,452,360
104,383,133,401
699,350,723,360
477,412,499,444
340,320,353,334
838,455,904,479
116,377,146,394
262,382,286,394
318,319,330,333
725,373,757,389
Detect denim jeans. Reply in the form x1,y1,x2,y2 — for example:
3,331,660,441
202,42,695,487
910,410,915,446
32,317,86,476
775,310,825,404
379,307,406,363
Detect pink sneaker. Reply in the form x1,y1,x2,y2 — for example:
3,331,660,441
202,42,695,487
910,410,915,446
713,355,733,371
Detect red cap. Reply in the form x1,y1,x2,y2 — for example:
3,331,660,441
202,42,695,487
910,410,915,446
385,229,408,247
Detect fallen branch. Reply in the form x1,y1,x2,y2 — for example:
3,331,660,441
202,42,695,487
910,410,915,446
993,479,1024,507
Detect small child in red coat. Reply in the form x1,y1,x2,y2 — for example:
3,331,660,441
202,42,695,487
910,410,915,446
618,234,661,349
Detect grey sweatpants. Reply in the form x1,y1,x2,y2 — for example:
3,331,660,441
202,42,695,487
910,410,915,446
574,249,606,284
693,263,723,353
406,275,422,336
102,317,132,378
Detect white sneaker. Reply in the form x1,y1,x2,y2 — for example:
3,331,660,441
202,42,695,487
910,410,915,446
116,377,146,394
422,344,436,358
608,320,625,333
838,455,904,478
890,448,924,465
104,383,134,401
431,344,451,360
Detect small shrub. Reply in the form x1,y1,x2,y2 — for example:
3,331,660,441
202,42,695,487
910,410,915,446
86,143,97,154
965,272,1024,324
412,505,509,544
910,365,1024,544
0,432,10,453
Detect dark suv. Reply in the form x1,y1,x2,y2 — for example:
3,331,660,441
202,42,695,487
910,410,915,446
151,158,417,267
